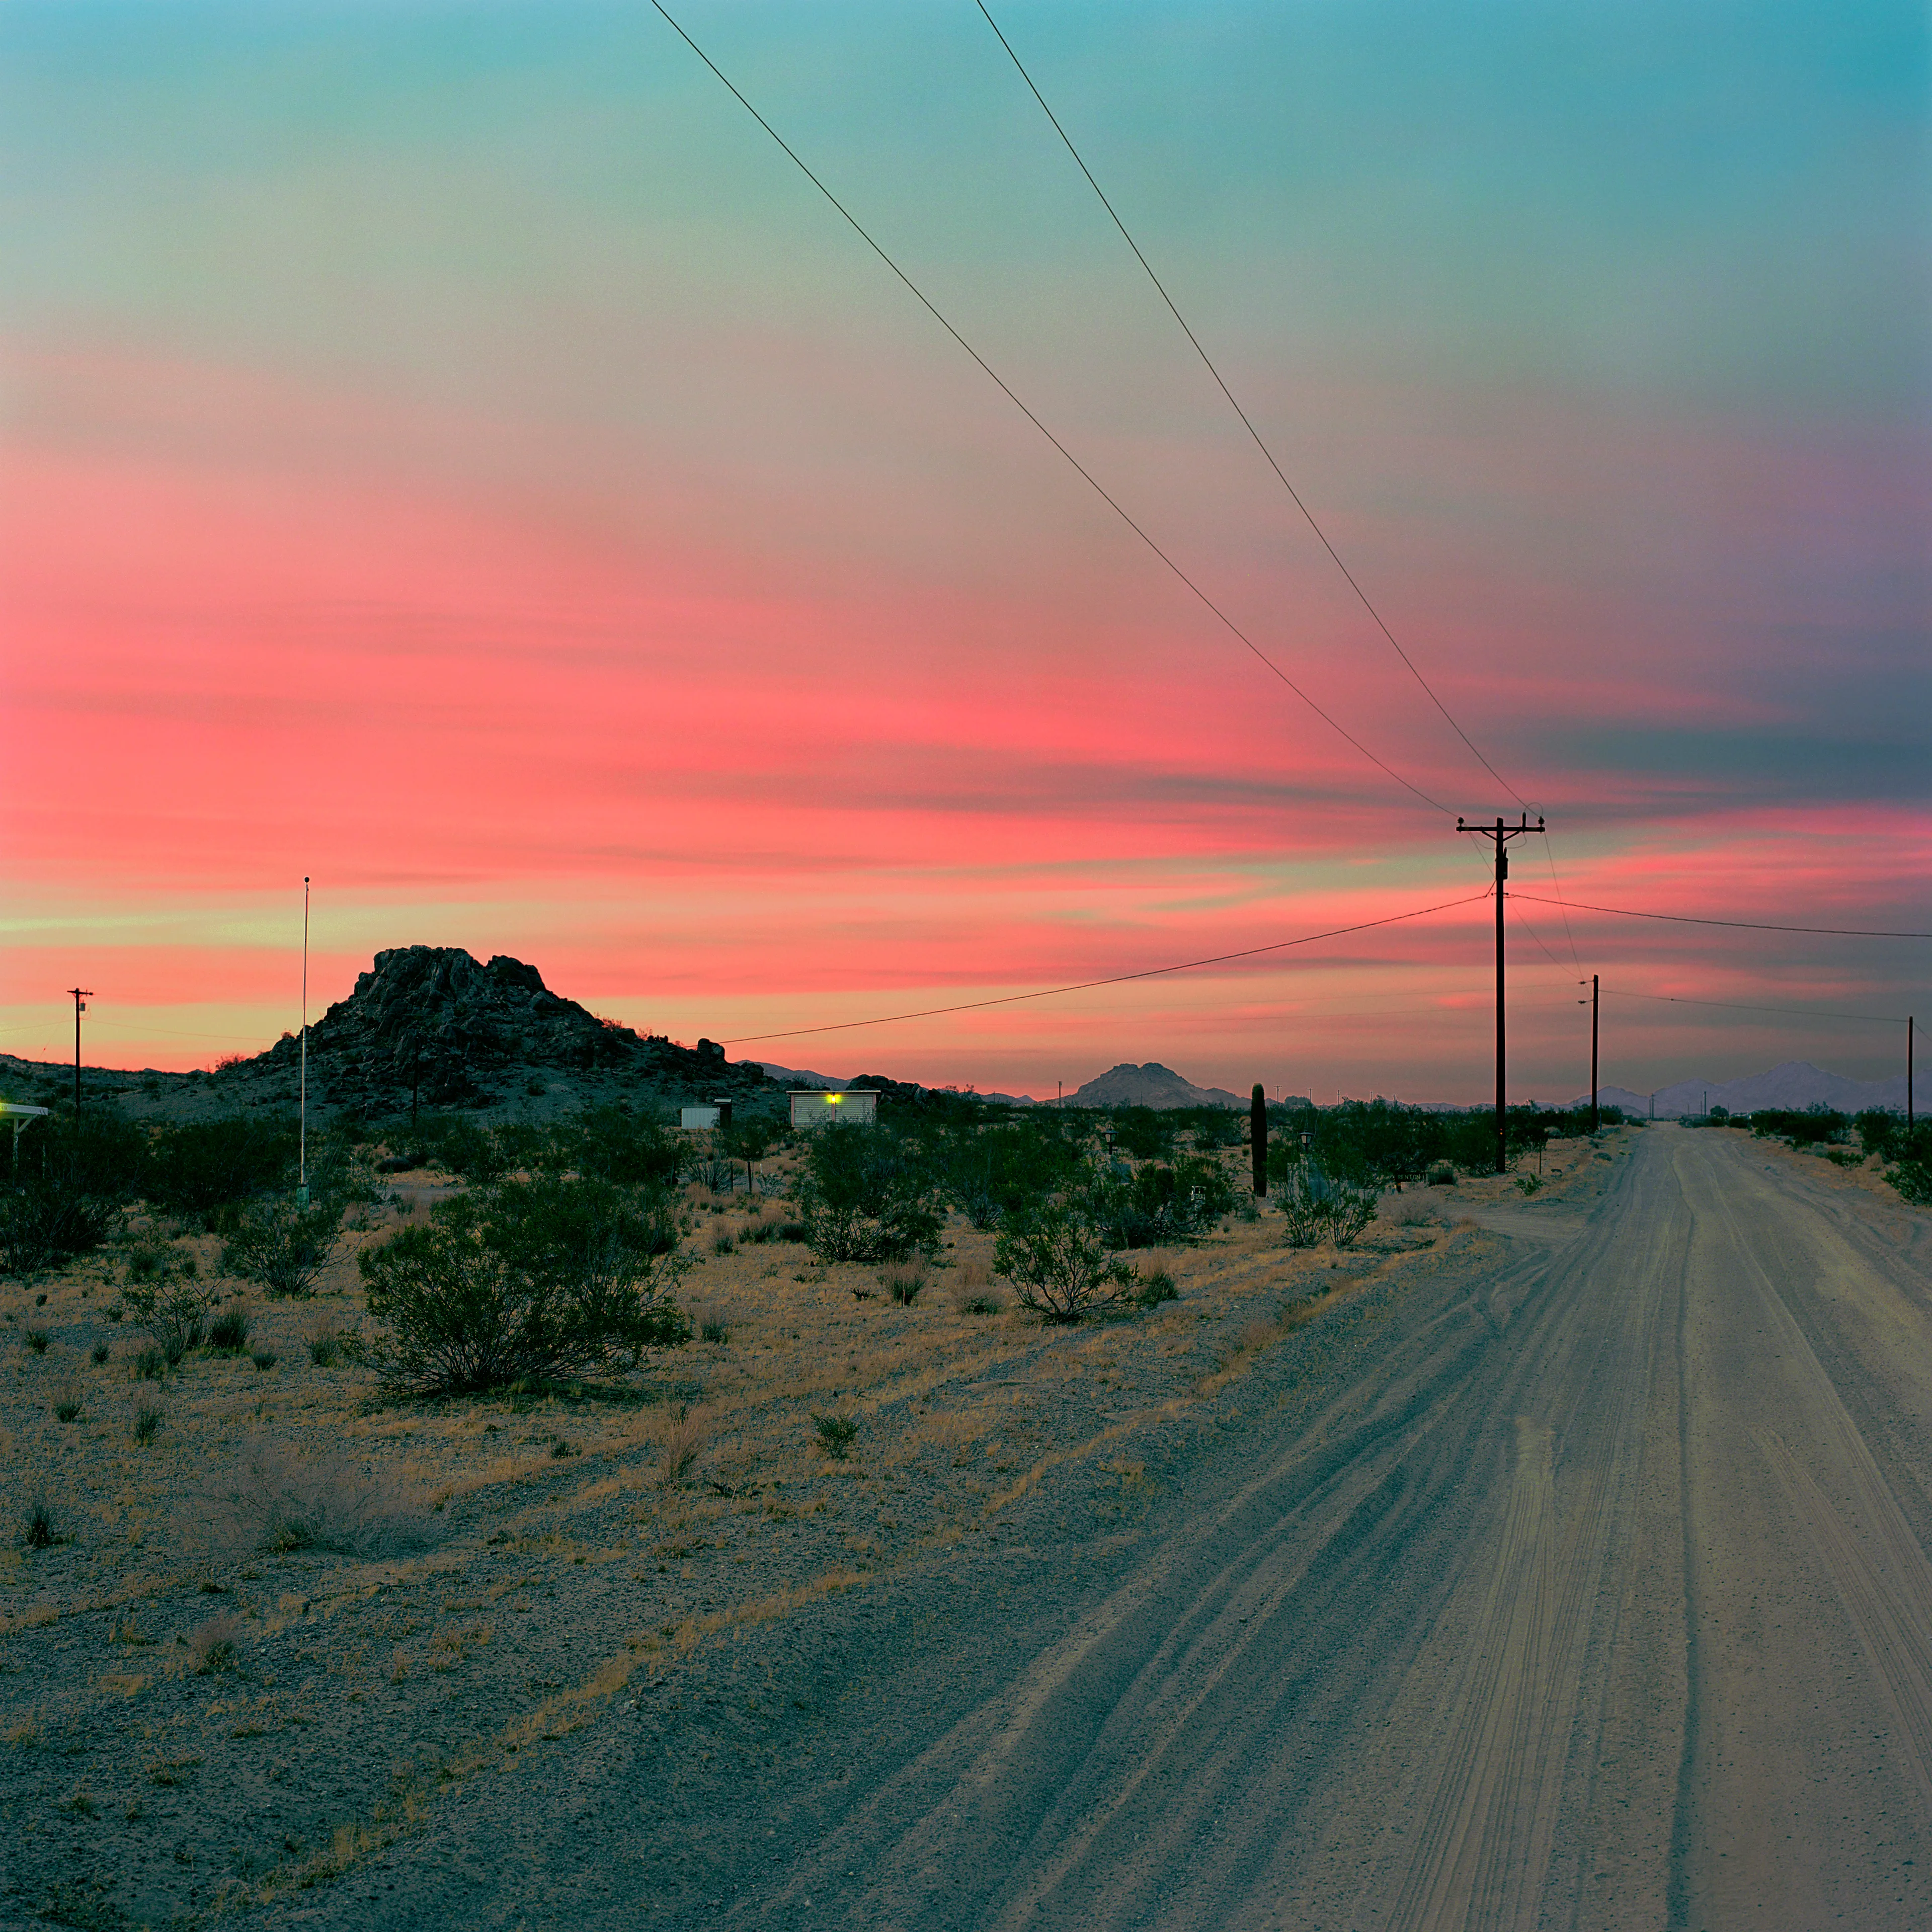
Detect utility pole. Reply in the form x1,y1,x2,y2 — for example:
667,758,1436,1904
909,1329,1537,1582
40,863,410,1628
1251,1083,1267,1197
68,988,93,1136
1910,1015,1915,1131
1589,975,1600,1135
1457,814,1546,1174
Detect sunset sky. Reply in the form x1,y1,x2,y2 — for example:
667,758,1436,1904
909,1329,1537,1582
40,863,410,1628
3,1,1926,1103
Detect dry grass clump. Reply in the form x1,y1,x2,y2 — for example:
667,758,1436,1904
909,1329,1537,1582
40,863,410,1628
1381,1195,1440,1228
879,1259,929,1306
950,1258,1004,1315
20,1494,62,1550
306,1319,347,1367
187,1614,243,1676
23,1326,50,1355
657,1404,707,1487
690,1303,731,1345
709,1225,737,1256
132,1394,166,1445
200,1441,432,1561
90,1340,110,1365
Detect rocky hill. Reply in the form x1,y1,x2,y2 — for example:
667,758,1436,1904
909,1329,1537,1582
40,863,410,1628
3,947,783,1126
1066,1063,1247,1110
254,946,781,1117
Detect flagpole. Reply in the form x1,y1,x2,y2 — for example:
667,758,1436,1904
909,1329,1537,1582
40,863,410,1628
298,876,309,1208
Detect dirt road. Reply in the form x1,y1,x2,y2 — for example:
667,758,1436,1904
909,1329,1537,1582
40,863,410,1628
730,1123,1932,1930
257,1125,1932,1929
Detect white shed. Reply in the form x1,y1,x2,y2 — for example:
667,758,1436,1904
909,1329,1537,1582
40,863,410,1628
679,1105,721,1131
788,1090,878,1130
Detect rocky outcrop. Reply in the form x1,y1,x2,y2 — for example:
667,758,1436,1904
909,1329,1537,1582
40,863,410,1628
253,946,772,1111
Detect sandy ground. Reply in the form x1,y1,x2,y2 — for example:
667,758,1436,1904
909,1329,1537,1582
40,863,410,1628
9,1121,1928,1928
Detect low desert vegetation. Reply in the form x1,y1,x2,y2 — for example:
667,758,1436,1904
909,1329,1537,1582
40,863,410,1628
994,1199,1139,1322
355,1173,693,1394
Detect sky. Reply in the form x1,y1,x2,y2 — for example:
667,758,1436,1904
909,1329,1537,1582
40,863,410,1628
2,0,1927,1103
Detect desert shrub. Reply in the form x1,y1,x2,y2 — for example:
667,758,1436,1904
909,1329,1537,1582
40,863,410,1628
936,1115,1088,1229
23,1326,50,1355
558,1107,691,1190
797,1124,943,1264
1110,1107,1174,1161
132,1395,166,1443
0,1180,115,1276
880,1259,928,1306
21,1495,60,1549
709,1225,736,1256
1857,1110,1901,1162
123,1274,211,1362
132,1345,165,1381
52,1385,84,1423
1515,1171,1544,1195
1180,1107,1244,1150
411,1114,509,1183
1894,1152,1932,1208
1278,1193,1330,1249
205,1305,251,1354
204,1440,430,1558
689,1301,730,1344
250,1348,278,1372
1089,1155,1235,1248
739,1212,783,1244
90,1340,110,1365
1327,1183,1379,1247
994,1199,1136,1322
306,1322,345,1368
141,1117,298,1221
778,1220,810,1243
356,1174,692,1394
221,1195,342,1299
1748,1106,1848,1149
812,1412,860,1458
1134,1267,1178,1309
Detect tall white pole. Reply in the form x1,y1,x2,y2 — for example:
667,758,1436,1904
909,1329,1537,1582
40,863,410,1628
298,876,309,1206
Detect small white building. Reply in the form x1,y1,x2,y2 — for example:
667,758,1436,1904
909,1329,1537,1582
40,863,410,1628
789,1089,878,1130
679,1099,734,1131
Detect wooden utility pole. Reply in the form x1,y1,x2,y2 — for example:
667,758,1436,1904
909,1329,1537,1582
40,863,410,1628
1591,974,1600,1135
67,988,92,1126
1910,1015,1915,1131
1456,815,1546,1174
1251,1083,1267,1196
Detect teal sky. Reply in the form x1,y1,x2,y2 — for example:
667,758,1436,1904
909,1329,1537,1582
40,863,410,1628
2,3,1926,1096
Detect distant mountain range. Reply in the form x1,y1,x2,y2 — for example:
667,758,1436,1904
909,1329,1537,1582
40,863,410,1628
1584,1060,1911,1119
754,1059,1256,1110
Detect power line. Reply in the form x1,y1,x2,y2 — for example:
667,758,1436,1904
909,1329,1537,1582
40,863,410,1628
1511,893,1932,940
723,890,1491,1045
646,0,1452,817
973,1,1528,817
1605,988,1910,1026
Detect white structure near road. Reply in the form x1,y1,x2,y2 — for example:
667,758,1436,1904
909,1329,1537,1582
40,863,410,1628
789,1090,878,1129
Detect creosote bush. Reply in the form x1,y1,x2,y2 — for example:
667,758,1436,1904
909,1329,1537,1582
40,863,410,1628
221,1195,342,1299
123,1274,211,1362
812,1412,860,1459
994,1199,1136,1322
356,1174,692,1394
797,1123,943,1264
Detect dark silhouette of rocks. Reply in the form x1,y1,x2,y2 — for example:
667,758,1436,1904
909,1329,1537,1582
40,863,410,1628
244,946,774,1113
